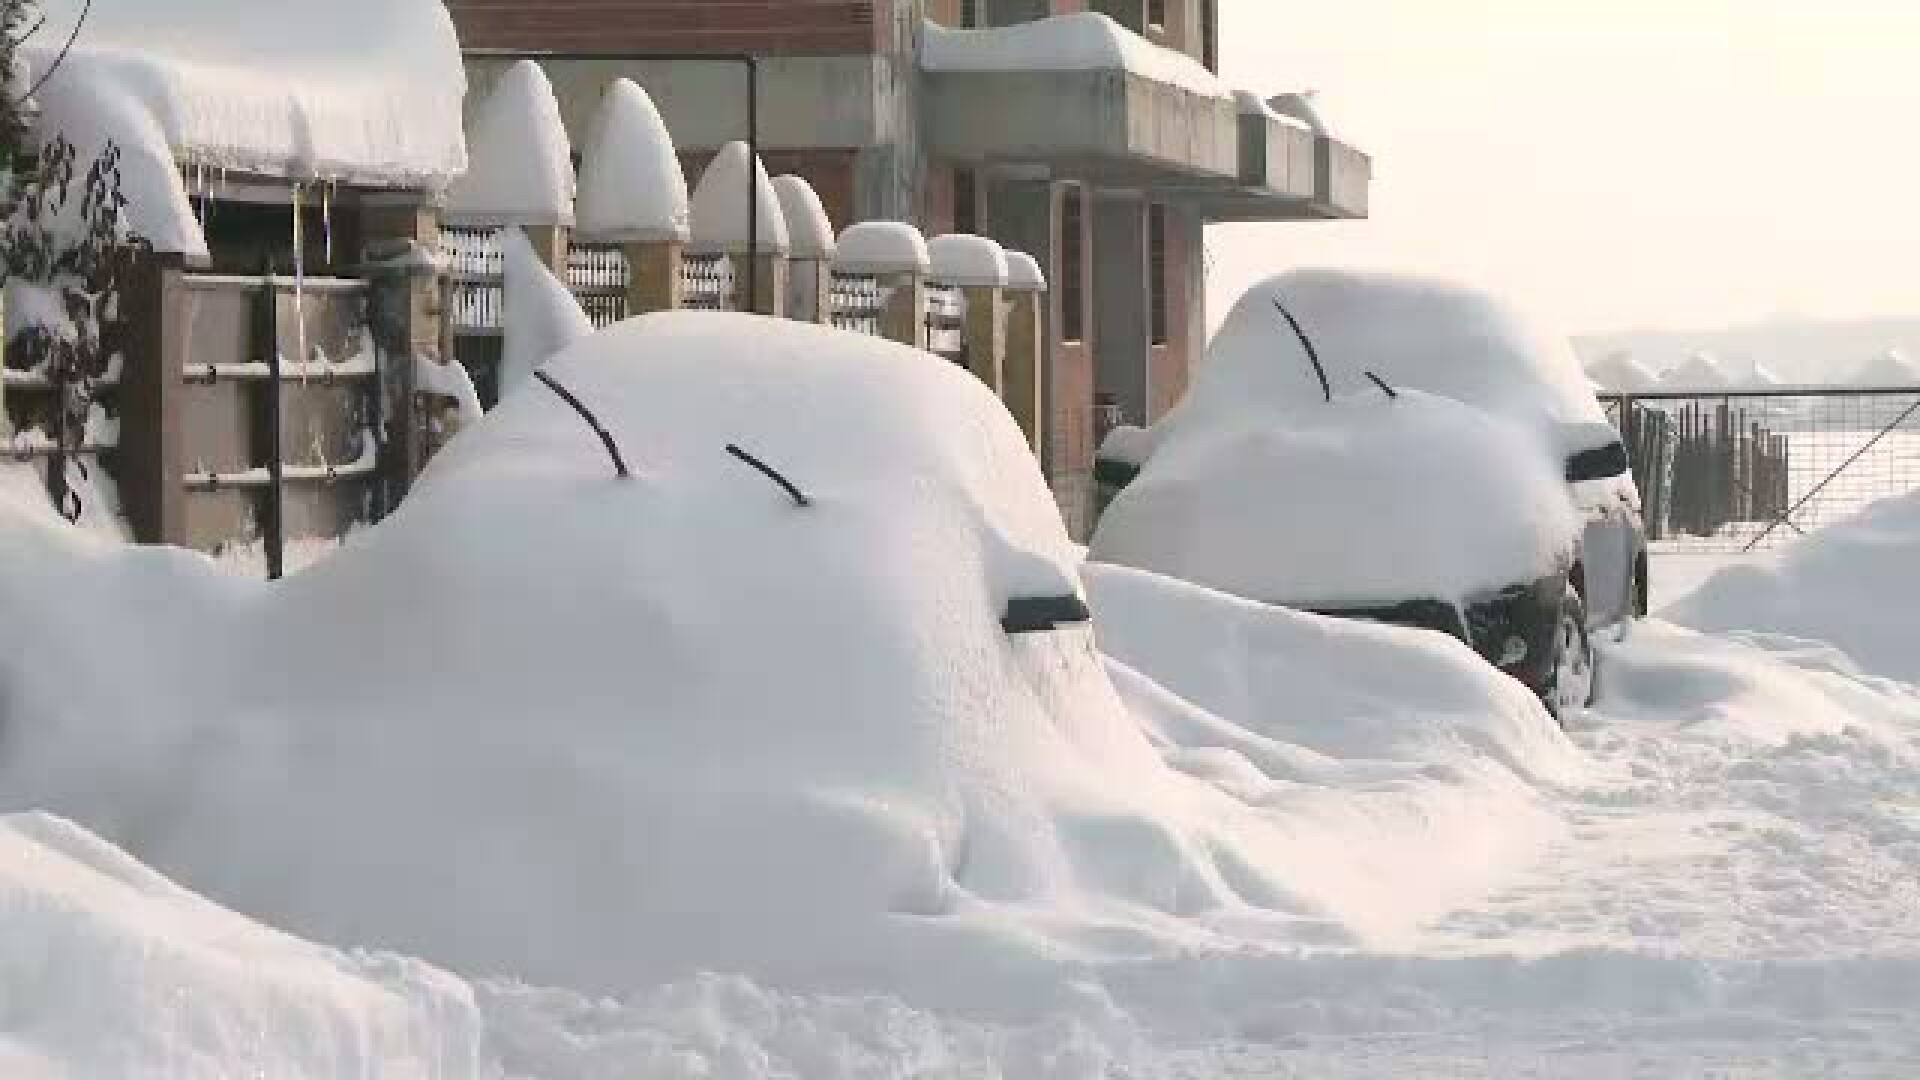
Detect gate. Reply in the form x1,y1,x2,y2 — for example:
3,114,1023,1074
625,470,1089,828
173,274,385,577
1603,386,1920,551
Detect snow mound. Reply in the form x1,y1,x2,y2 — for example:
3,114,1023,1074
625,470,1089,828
689,142,790,255
29,0,466,192
499,228,594,401
928,233,1009,288
0,813,481,1079
446,60,574,227
835,221,931,275
1851,348,1920,387
772,175,836,260
1671,492,1920,684
1091,387,1578,609
1585,351,1657,394
1005,250,1047,292
1659,351,1728,390
922,13,1231,100
1205,268,1609,443
574,79,689,244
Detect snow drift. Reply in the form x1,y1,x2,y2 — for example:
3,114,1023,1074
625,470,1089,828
1671,492,1920,685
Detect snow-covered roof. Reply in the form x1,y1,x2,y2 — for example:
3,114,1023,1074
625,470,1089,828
1005,250,1047,292
26,0,467,257
1235,90,1313,131
574,79,688,245
921,13,1231,100
445,60,575,228
927,233,1009,288
834,221,930,276
1266,91,1330,135
1851,349,1920,387
772,175,835,261
1585,352,1658,394
1659,351,1729,391
687,142,789,256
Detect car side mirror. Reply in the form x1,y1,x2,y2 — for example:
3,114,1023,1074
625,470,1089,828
1566,440,1630,482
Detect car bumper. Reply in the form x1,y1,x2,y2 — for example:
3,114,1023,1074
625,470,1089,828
1317,572,1567,694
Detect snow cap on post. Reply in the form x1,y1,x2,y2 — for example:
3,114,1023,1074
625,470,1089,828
772,175,835,261
928,234,1009,288
1004,250,1047,292
446,60,575,226
833,221,930,276
688,141,790,256
575,79,688,244
499,227,595,402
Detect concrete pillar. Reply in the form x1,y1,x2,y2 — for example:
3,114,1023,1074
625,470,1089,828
731,251,789,317
879,272,928,350
624,239,684,315
116,252,189,545
361,194,446,494
960,286,1005,395
522,221,572,277
787,259,832,324
1004,286,1046,454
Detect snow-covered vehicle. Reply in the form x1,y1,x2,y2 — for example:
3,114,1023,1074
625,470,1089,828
1091,269,1647,719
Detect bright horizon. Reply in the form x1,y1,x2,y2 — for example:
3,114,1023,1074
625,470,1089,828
1208,0,1920,339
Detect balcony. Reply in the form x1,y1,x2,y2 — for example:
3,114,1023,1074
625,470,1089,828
920,13,1239,187
1190,93,1371,221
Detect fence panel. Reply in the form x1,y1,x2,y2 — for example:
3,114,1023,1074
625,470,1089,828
924,284,966,362
1604,387,1920,550
681,254,736,311
827,273,884,337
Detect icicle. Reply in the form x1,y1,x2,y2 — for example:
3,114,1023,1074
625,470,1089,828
321,180,335,267
290,182,309,386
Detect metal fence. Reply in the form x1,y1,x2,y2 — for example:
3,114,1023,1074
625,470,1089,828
1603,387,1920,551
681,253,736,311
827,273,884,336
924,284,967,363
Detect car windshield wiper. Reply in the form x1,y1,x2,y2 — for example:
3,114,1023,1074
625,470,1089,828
1270,298,1332,403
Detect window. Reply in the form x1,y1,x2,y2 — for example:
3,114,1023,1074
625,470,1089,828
960,0,981,27
1149,204,1169,346
1061,187,1084,343
953,167,977,235
1147,0,1166,29
1201,0,1217,71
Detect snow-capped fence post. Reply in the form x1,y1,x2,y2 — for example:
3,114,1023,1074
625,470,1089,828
116,252,190,545
445,58,577,278
773,175,835,323
930,234,1010,397
575,78,690,317
690,142,790,317
834,222,930,351
1003,251,1048,455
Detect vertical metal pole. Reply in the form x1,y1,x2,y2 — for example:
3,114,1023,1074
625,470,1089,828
746,57,760,312
262,278,286,581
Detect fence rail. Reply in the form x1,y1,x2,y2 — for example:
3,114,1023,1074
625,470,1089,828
1604,387,1920,551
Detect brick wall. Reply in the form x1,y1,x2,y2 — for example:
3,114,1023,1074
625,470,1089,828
446,0,892,55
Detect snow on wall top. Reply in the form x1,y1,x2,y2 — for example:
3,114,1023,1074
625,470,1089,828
445,60,575,227
28,0,466,188
574,79,688,244
921,13,1231,100
772,175,835,260
1005,250,1047,292
834,221,930,275
928,233,1008,288
688,141,790,256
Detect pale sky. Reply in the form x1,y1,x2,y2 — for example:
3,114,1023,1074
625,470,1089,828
1208,0,1920,337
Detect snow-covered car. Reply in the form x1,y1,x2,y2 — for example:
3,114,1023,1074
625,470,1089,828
1091,269,1647,719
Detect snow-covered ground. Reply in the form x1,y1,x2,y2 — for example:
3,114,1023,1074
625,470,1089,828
6,314,1920,1077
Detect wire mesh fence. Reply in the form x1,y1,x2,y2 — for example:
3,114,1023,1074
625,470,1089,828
1603,388,1920,551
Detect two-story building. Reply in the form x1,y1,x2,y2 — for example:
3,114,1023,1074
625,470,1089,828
443,0,1370,534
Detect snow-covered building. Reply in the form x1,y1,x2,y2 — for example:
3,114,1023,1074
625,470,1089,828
11,0,469,557
445,0,1372,535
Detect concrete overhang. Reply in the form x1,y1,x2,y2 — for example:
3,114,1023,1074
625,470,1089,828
1185,109,1371,221
924,67,1239,187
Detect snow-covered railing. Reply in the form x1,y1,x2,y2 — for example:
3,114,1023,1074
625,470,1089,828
923,283,967,361
827,273,885,336
681,253,737,312
444,225,505,334
566,244,631,328
183,428,381,490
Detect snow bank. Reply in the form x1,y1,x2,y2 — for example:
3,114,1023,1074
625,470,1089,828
689,142,790,256
28,0,466,193
1091,385,1578,609
574,79,689,244
1671,492,1920,684
499,228,593,401
922,13,1231,100
445,60,574,227
0,813,481,1078
928,233,1009,288
772,175,835,261
835,221,930,275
